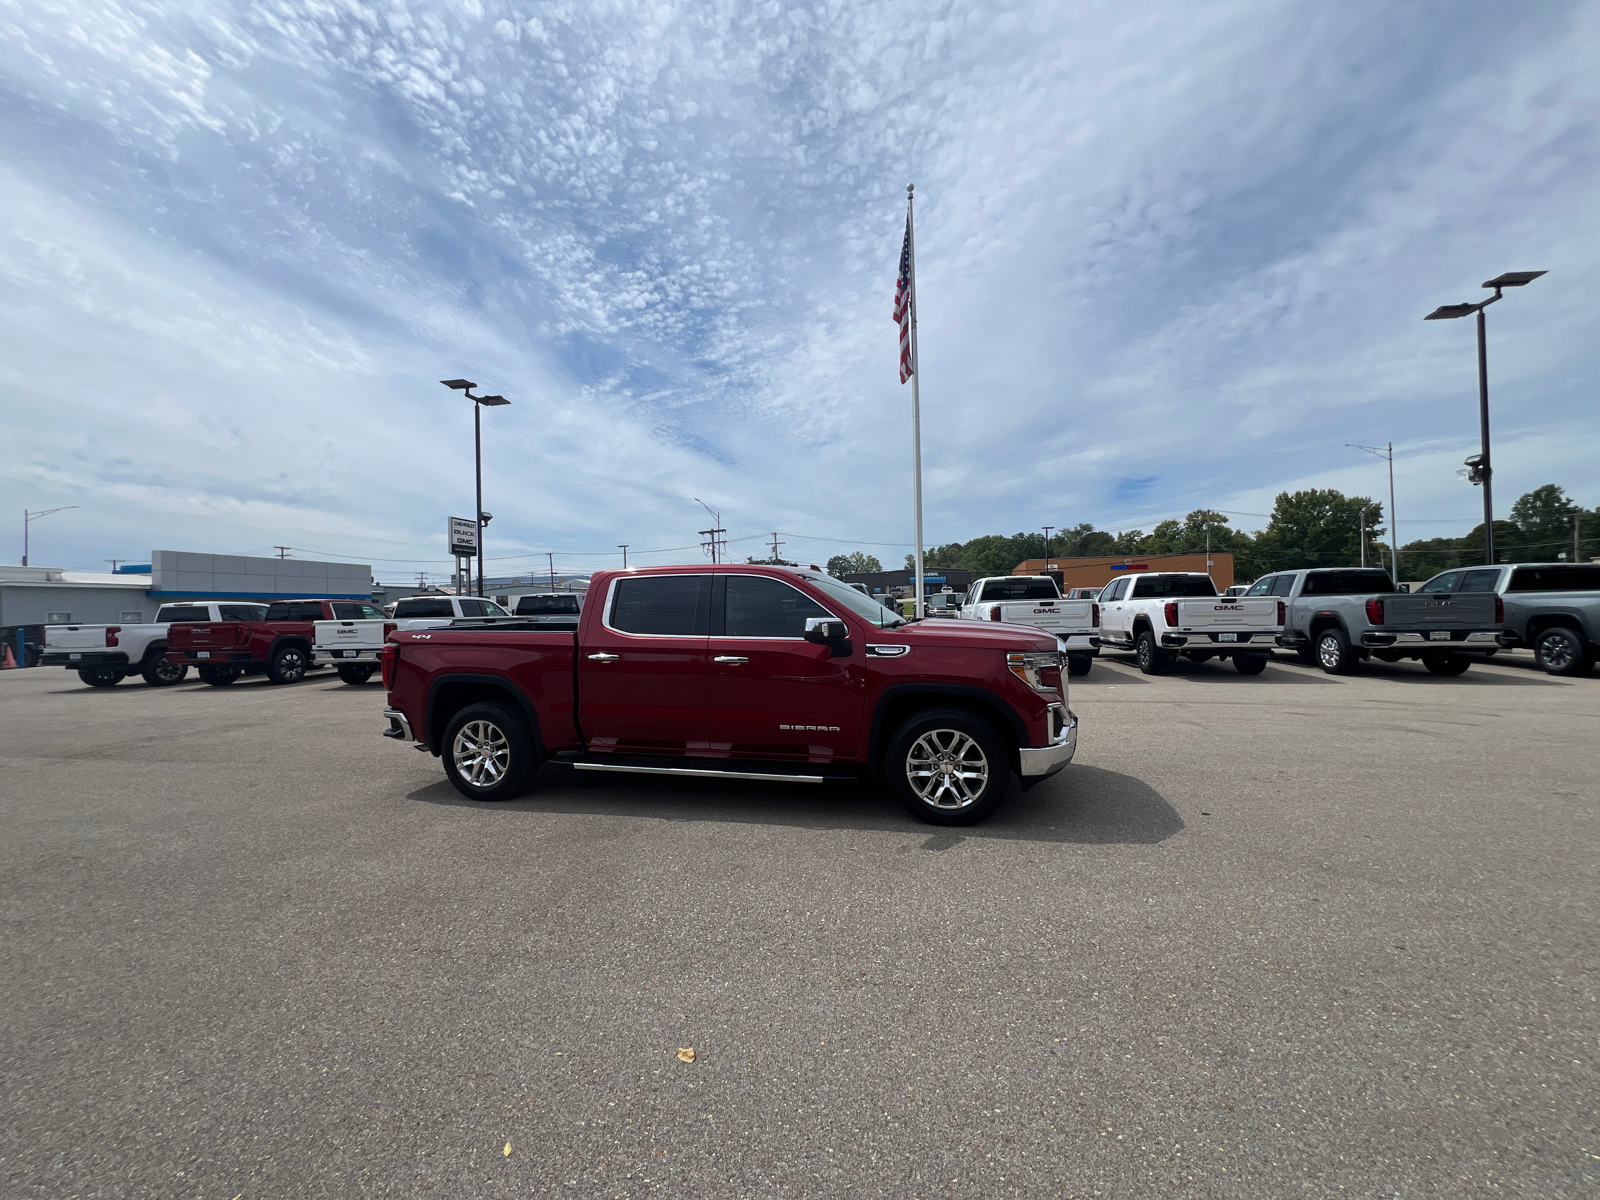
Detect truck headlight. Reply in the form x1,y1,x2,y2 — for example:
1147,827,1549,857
1007,650,1063,692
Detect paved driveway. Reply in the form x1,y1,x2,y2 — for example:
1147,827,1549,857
2,652,1595,1197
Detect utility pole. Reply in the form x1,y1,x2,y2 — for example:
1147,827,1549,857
694,498,725,564
1205,524,1213,578
105,559,123,573
618,544,629,569
546,552,556,592
1041,526,1054,568
769,532,785,563
1359,511,1367,568
416,571,428,590
1577,514,1584,564
274,546,290,559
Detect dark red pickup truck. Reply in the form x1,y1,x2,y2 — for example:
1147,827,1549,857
381,565,1078,825
169,598,386,685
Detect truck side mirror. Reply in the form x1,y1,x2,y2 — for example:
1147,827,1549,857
804,617,852,655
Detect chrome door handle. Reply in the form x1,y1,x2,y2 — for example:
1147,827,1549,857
713,656,749,664
587,652,620,662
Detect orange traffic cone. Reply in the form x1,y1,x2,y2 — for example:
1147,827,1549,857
2,645,15,669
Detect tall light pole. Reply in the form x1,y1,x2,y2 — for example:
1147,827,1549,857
618,544,629,569
22,506,79,567
441,380,510,596
1348,442,1399,583
1425,271,1545,565
1041,525,1054,569
694,498,725,564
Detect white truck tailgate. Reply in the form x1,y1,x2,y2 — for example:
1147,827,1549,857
1174,599,1278,630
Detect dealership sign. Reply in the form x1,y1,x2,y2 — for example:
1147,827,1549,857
449,517,479,557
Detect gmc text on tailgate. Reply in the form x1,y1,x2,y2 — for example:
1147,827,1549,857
381,565,1079,825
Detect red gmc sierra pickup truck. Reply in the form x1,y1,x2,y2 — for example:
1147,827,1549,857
169,598,387,685
380,564,1078,825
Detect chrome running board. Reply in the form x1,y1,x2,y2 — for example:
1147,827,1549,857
572,761,825,784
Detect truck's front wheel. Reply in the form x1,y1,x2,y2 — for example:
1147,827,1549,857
198,666,239,686
141,651,187,686
78,666,123,687
1066,654,1092,677
443,702,536,802
337,665,375,684
887,708,1008,826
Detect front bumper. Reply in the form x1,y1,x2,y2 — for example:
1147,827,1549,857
1018,705,1078,779
42,651,128,667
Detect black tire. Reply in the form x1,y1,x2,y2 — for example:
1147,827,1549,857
1532,626,1589,677
886,707,1009,826
336,664,375,685
1293,645,1318,666
267,644,309,685
1066,654,1091,677
140,651,187,687
1135,629,1169,675
198,666,239,686
78,665,122,687
1315,626,1356,675
1233,654,1268,675
441,702,537,802
1422,654,1471,676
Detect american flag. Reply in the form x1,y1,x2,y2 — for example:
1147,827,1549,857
892,214,914,383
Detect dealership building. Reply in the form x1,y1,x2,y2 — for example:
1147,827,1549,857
1,551,371,665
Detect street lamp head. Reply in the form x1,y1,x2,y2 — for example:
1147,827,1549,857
1482,271,1546,289
1424,303,1476,321
476,394,511,407
479,511,493,524
440,378,477,390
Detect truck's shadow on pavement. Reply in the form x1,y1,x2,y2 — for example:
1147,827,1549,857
405,762,1185,847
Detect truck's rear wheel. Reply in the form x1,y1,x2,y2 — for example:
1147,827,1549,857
1135,630,1169,675
337,665,375,684
198,666,239,686
78,666,123,687
887,708,1008,826
141,651,187,686
1233,654,1268,675
267,645,308,684
1066,654,1091,677
1315,628,1356,675
442,702,536,802
1422,653,1471,676
1532,626,1589,676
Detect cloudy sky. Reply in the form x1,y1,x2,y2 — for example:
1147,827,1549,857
3,0,1596,581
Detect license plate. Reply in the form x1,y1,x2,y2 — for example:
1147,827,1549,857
69,652,82,660
340,650,357,658
1218,633,1238,643
196,651,211,659
1429,631,1451,641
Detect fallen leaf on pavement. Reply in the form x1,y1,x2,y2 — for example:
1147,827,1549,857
677,1047,695,1063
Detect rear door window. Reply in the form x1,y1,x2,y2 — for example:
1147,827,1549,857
457,599,488,617
723,575,832,638
609,576,709,636
1270,576,1296,598
1302,570,1395,596
331,603,383,620
1417,572,1460,594
219,605,267,621
1244,578,1272,597
1458,569,1502,593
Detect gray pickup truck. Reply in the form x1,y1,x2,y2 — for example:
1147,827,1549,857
1413,562,1600,676
1247,567,1502,675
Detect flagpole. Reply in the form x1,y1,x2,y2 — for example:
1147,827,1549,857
907,183,925,619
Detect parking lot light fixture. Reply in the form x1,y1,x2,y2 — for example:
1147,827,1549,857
440,379,512,596
1423,271,1545,565
22,505,80,567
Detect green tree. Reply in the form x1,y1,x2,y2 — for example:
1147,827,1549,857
826,551,882,578
1509,484,1578,541
1252,489,1383,574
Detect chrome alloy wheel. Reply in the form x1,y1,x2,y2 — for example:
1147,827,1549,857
1318,633,1342,670
906,729,990,810
452,719,512,789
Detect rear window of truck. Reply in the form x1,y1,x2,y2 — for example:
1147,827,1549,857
1299,570,1394,596
156,605,209,622
1130,575,1219,598
331,603,384,620
393,599,454,618
515,595,581,615
610,575,707,636
220,605,267,621
980,579,1060,602
1508,566,1600,592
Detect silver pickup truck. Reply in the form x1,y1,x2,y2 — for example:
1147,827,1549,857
1413,562,1600,676
1253,567,1502,675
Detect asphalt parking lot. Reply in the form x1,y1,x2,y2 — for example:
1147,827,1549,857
2,650,1596,1199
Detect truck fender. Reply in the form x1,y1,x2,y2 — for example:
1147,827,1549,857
868,683,1028,778
426,672,545,760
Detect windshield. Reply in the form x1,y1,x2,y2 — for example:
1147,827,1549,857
802,572,906,628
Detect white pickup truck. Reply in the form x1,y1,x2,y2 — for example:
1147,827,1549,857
1097,571,1280,675
962,575,1099,676
313,595,512,683
40,601,268,687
